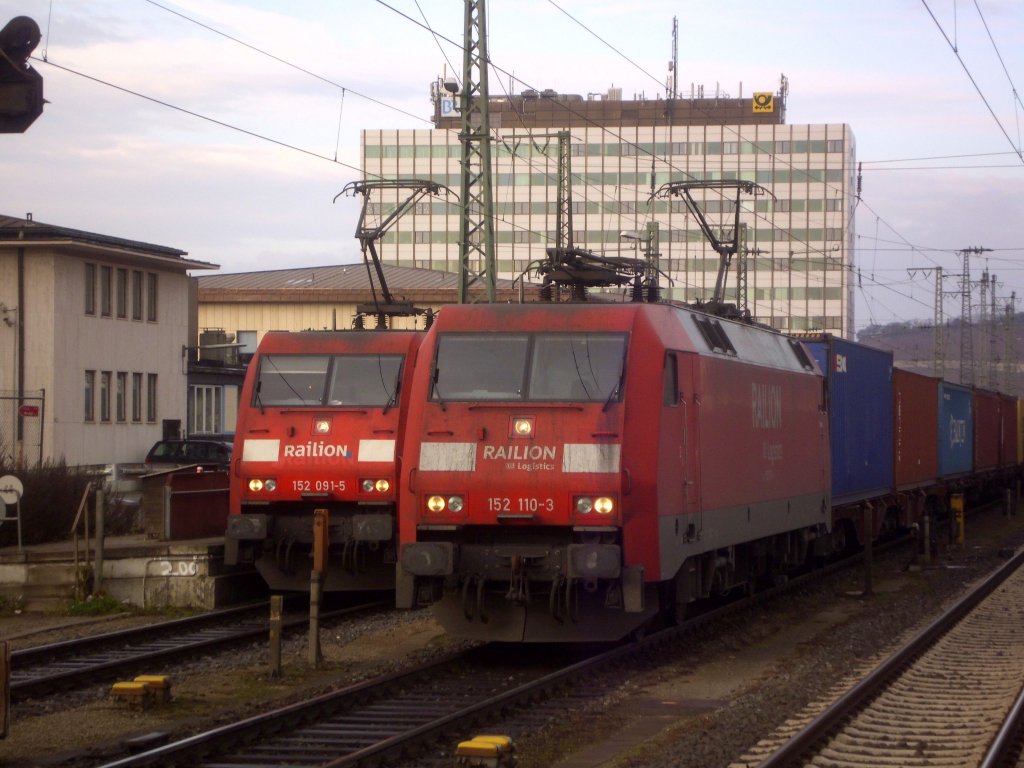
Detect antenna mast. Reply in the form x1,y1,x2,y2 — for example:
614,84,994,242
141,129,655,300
666,16,678,100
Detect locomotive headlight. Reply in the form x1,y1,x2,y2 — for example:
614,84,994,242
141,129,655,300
575,496,615,515
362,478,392,493
447,495,464,513
509,415,535,438
248,478,276,493
427,495,446,513
314,419,331,434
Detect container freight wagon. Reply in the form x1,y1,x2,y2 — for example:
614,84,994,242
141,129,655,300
892,369,939,493
998,393,1019,469
398,303,831,642
973,389,1002,473
225,330,422,592
803,337,894,507
938,382,973,479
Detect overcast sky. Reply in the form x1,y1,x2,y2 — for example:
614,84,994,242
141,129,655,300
6,0,1024,333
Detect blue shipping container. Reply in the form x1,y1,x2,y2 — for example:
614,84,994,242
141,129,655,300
938,382,973,477
805,337,894,505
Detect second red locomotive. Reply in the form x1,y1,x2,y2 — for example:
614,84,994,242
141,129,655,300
225,329,421,591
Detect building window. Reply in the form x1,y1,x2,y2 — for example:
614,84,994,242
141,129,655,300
100,371,111,422
116,372,127,421
826,139,843,153
85,264,96,315
147,373,158,421
414,231,430,244
775,199,790,213
571,201,586,214
84,370,95,421
116,268,127,318
826,227,844,241
671,142,687,155
513,230,530,243
146,273,158,321
132,372,142,422
100,266,112,316
131,270,143,320
723,141,739,154
826,198,843,212
190,385,222,434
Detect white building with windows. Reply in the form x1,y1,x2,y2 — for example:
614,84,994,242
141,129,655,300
361,81,856,336
0,214,217,467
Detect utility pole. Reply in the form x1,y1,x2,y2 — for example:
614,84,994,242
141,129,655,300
907,266,944,379
1005,293,1017,395
958,246,991,386
457,0,497,304
979,269,989,388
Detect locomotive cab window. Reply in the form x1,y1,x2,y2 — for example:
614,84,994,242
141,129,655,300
256,354,404,407
432,332,627,403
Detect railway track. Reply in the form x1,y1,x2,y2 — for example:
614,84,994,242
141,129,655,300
92,540,912,768
733,546,1024,768
11,599,384,702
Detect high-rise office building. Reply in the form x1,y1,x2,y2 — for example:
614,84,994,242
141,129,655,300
362,78,855,336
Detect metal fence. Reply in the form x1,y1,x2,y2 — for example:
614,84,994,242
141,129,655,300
0,390,44,467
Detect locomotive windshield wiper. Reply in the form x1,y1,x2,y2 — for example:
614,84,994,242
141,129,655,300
382,379,399,415
255,381,264,414
602,363,626,413
430,365,446,411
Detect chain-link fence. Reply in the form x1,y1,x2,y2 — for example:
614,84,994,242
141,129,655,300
0,390,44,467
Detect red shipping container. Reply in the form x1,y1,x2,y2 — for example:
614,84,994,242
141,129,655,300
973,389,1002,471
999,393,1018,468
892,369,939,491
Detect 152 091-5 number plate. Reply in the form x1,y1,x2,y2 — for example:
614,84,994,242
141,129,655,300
292,479,347,492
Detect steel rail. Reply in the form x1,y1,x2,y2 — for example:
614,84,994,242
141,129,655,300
12,600,384,701
755,546,1024,768
94,536,915,768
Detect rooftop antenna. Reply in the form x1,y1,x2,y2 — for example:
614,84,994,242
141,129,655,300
666,16,678,100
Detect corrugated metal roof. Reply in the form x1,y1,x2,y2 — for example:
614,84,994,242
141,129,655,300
197,262,475,291
0,214,189,258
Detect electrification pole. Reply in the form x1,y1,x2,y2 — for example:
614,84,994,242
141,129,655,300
457,0,497,304
958,247,991,386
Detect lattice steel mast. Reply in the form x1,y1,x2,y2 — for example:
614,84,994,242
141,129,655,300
457,0,496,304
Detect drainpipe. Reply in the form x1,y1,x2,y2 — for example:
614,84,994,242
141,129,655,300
16,244,24,467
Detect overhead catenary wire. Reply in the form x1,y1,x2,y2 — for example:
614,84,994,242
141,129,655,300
31,1,1022,327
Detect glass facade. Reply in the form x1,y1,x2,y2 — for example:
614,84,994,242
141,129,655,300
362,120,856,337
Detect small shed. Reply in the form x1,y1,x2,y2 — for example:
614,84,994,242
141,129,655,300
141,467,229,540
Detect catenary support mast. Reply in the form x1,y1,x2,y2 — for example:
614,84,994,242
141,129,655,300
457,0,497,304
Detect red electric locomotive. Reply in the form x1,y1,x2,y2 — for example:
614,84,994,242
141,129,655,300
397,302,832,642
225,330,421,591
